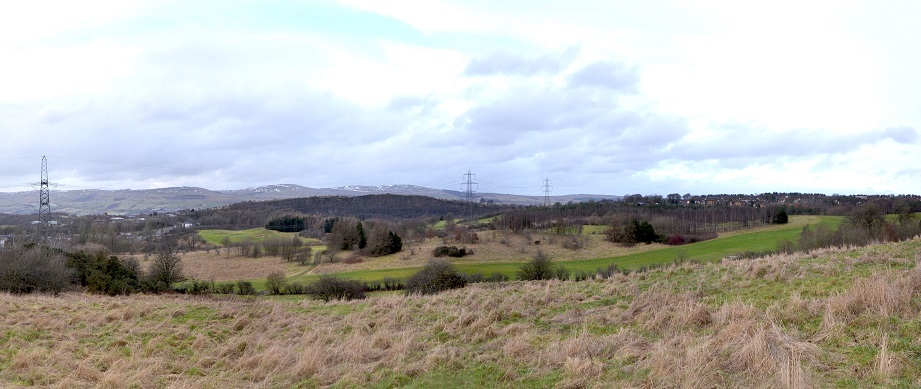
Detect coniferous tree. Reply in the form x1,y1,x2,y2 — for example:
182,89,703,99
772,208,789,224
357,222,367,249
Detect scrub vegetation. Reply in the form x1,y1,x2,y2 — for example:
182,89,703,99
3,239,921,387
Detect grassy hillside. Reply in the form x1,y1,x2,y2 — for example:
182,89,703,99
199,228,321,246
285,215,841,285
3,239,921,387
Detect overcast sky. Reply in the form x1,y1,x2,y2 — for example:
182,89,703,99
2,1,920,196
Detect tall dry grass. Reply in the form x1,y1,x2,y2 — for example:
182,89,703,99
3,238,921,387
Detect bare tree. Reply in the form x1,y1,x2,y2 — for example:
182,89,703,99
148,250,184,288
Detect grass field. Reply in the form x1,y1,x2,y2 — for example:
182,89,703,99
4,238,921,387
285,215,843,285
199,228,321,246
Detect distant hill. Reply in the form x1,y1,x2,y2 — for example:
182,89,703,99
0,184,620,216
225,194,515,220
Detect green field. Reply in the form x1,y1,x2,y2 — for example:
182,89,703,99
9,238,921,387
199,228,321,246
281,215,842,285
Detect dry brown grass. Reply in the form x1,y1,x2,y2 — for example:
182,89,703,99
4,239,921,387
311,231,666,274
134,230,662,280
131,251,306,282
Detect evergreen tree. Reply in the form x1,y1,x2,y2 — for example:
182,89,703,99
772,208,789,224
356,222,367,249
631,219,659,244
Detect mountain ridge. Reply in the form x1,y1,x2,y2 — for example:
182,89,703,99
0,184,621,216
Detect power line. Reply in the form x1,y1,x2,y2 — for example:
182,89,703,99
477,179,533,190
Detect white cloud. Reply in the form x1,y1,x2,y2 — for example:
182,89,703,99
1,0,921,197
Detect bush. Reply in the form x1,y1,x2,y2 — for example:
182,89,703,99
175,279,213,295
236,280,255,295
595,263,624,279
265,271,286,295
633,220,659,244
485,273,509,283
305,275,367,302
342,253,364,264
665,234,686,246
561,237,586,250
463,273,483,283
382,277,404,291
518,251,567,281
284,282,306,295
147,250,184,291
0,244,73,294
215,282,236,294
67,250,142,295
405,259,468,295
772,208,789,224
432,246,468,258
686,232,718,244
367,230,403,256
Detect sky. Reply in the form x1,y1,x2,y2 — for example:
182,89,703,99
2,0,920,197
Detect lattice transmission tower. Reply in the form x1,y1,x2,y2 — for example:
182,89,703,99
543,178,553,206
39,156,51,225
463,170,477,222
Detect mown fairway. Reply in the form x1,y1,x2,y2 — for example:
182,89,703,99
4,239,921,387
199,228,321,246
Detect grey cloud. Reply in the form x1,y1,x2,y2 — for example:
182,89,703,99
660,125,919,174
459,92,601,145
464,51,568,76
8,88,409,190
882,127,917,144
569,61,639,91
454,77,689,179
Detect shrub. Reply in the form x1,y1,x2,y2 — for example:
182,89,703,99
283,282,306,295
382,277,404,291
367,230,403,256
561,237,586,250
215,282,236,294
666,234,686,246
405,259,468,295
518,251,567,281
553,265,570,281
772,208,789,224
147,250,184,291
432,246,468,258
686,232,718,244
485,273,509,283
67,250,142,295
265,271,286,295
633,220,659,244
595,263,623,279
0,244,73,294
175,279,213,295
342,253,364,264
305,275,367,302
236,280,255,295
463,273,483,283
